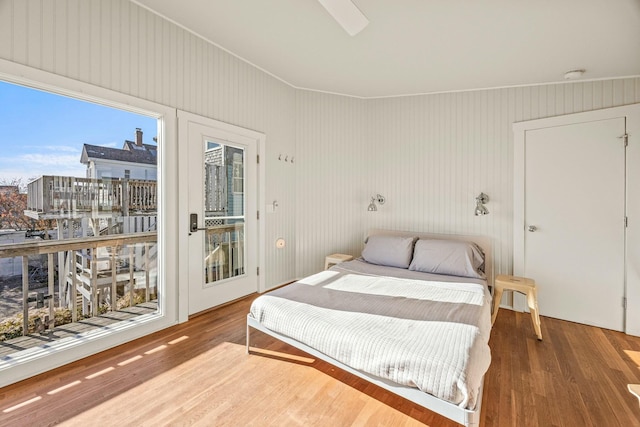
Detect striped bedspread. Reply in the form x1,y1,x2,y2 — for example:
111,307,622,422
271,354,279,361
249,261,492,409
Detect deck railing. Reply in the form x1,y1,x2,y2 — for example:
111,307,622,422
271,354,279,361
0,232,157,338
26,176,157,218
204,221,244,282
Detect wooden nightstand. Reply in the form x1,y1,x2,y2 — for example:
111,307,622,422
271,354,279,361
492,274,542,341
324,253,354,270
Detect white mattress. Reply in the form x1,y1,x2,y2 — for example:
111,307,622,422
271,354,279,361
249,260,492,409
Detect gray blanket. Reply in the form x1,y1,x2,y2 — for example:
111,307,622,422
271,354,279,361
249,260,491,409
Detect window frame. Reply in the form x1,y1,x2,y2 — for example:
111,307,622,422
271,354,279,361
0,58,179,388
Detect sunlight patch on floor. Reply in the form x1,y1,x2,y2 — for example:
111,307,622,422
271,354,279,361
144,344,167,355
85,367,115,379
117,355,143,366
168,335,189,345
0,335,191,414
624,349,640,368
629,384,640,406
2,396,42,413
47,380,81,395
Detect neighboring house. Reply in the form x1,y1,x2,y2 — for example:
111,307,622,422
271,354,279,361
204,143,244,218
0,229,55,279
25,128,158,223
80,128,157,181
0,230,24,278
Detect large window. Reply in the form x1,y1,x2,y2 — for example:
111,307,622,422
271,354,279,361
0,77,170,381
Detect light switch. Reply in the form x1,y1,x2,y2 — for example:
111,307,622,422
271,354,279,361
266,200,279,213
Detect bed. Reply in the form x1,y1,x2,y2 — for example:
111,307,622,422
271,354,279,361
246,230,493,426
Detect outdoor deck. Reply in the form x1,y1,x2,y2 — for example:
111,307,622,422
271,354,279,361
25,175,157,219
0,232,157,340
0,301,158,359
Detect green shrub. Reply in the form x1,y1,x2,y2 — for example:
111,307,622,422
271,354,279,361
116,291,147,309
0,307,73,342
0,291,153,342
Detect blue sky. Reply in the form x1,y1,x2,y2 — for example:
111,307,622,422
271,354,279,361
0,80,157,187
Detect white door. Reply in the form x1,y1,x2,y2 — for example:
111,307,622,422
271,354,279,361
524,118,626,331
524,118,625,331
180,112,260,315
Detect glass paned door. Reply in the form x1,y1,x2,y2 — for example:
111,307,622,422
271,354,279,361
182,113,258,316
203,142,245,285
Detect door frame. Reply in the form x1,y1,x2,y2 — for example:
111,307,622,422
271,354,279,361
513,103,640,335
177,110,266,322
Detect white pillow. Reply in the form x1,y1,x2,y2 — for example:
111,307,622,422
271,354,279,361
409,239,485,278
361,235,416,269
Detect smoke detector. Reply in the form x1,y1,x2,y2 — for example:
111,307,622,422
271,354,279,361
564,69,585,80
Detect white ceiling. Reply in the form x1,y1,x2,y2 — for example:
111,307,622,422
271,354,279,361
133,0,640,98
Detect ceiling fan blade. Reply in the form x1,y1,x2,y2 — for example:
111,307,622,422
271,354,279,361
317,0,369,36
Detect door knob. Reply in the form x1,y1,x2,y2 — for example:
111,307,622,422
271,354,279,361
528,225,537,232
189,213,207,233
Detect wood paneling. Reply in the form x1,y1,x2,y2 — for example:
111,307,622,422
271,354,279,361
294,79,640,279
2,0,640,295
1,295,639,426
0,0,298,290
294,91,368,276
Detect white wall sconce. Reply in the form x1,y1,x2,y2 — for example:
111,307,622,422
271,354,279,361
474,192,489,216
367,194,386,212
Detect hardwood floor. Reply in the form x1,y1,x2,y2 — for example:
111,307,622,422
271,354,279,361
1,294,639,426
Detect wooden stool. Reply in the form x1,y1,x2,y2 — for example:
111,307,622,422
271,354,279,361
492,274,543,341
324,253,354,270
630,384,640,408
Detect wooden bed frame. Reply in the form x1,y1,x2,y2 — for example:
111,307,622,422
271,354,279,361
246,230,493,427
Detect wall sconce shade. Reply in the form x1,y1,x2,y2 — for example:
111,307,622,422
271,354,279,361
475,192,489,216
367,194,385,212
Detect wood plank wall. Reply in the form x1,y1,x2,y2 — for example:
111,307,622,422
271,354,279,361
295,80,640,278
0,0,298,289
1,0,640,286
